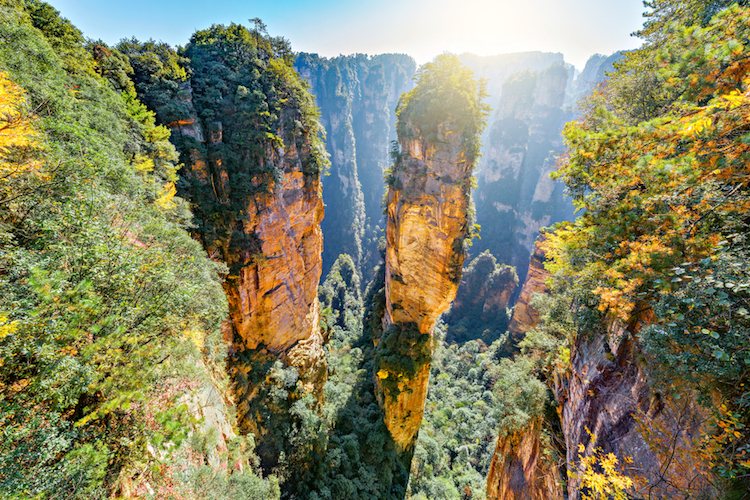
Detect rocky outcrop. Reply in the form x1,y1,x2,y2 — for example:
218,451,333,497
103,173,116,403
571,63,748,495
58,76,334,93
374,56,489,454
171,103,324,359
494,233,713,498
444,250,518,345
507,234,550,344
295,53,416,277
487,417,564,500
162,37,329,468
377,119,474,452
173,111,326,464
556,313,715,499
486,235,563,499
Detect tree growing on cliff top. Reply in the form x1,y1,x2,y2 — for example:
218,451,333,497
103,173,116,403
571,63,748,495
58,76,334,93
396,53,490,164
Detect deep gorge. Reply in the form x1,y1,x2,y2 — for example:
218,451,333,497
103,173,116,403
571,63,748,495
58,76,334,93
1,1,749,499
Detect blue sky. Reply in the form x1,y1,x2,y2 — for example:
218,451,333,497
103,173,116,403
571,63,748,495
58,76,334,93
46,0,645,71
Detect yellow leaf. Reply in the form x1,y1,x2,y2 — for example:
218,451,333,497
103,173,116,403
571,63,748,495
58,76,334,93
679,116,712,137
155,181,177,211
0,314,17,340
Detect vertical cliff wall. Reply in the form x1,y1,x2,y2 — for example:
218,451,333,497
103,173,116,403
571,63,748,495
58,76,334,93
486,235,565,500
507,234,550,345
555,314,714,499
487,417,565,500
490,236,714,499
295,54,416,277
471,63,575,282
128,26,330,468
374,55,489,454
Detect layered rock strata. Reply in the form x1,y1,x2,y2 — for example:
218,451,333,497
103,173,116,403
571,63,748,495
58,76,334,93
378,120,475,452
556,313,714,499
486,417,564,500
167,72,326,466
507,234,550,344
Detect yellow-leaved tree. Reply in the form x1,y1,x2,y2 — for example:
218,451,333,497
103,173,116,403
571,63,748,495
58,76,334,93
0,71,42,201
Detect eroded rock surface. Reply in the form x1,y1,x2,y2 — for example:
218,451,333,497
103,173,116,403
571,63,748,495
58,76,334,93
377,121,474,452
507,234,550,344
556,314,714,499
487,417,564,500
168,77,327,466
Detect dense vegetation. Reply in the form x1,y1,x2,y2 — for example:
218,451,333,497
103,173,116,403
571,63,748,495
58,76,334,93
408,332,557,500
118,22,328,270
300,251,525,500
443,251,518,346
280,254,409,499
395,54,490,164
9,0,750,498
0,1,278,498
521,0,750,495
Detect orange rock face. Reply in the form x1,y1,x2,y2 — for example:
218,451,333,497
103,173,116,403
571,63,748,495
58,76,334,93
220,169,324,355
486,236,563,500
377,122,474,453
486,417,564,500
169,92,326,457
507,234,550,344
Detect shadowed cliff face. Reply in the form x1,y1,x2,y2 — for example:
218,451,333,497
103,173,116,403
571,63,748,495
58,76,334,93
157,28,329,469
487,417,564,500
472,64,575,282
295,53,416,278
556,314,715,499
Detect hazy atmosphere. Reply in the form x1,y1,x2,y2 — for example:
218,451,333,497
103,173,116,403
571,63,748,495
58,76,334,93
45,0,644,69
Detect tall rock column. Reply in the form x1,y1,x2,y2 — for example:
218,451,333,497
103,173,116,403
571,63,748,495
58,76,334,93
374,54,489,453
158,25,329,469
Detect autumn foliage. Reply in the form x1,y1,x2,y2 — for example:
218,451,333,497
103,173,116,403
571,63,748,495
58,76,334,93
546,3,750,493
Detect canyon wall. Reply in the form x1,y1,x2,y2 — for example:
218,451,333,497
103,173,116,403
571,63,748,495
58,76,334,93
489,236,714,499
486,417,565,500
506,234,550,345
152,30,330,469
295,53,416,277
556,314,714,499
472,63,575,282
